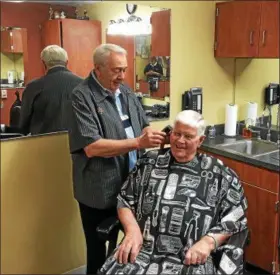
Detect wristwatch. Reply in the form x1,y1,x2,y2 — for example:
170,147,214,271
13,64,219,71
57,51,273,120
206,233,218,250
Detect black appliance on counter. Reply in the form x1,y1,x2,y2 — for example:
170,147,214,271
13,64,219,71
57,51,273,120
146,102,170,118
148,77,159,92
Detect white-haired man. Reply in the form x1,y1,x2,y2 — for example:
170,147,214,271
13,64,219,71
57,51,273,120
20,45,82,135
99,110,248,275
68,43,166,274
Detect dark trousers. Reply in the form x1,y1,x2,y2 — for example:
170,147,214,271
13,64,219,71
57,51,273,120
78,202,117,275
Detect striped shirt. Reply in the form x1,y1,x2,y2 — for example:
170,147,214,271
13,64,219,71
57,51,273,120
68,71,149,209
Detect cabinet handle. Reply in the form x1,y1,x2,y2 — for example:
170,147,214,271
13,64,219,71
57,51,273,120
262,30,266,45
249,31,254,45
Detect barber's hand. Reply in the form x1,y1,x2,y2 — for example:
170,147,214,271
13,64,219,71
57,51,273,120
184,237,215,266
114,228,143,264
137,130,166,149
160,132,170,149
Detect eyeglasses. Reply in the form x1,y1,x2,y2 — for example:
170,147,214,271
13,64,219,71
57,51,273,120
171,131,197,141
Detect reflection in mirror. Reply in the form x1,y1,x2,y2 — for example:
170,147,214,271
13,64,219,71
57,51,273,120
1,1,170,139
1,26,28,132
106,6,171,122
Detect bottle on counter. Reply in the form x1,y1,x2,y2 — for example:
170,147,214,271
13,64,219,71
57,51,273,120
242,123,252,139
208,125,216,139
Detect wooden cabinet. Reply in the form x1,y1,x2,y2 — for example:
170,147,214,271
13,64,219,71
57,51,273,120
1,29,26,53
258,1,280,58
215,1,279,58
0,88,24,125
41,19,101,78
151,10,171,57
106,34,135,90
199,150,279,273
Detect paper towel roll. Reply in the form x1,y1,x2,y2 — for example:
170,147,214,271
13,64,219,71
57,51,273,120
224,104,238,137
246,102,258,126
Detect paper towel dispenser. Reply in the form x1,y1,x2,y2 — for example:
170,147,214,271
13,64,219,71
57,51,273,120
265,83,280,105
182,87,203,114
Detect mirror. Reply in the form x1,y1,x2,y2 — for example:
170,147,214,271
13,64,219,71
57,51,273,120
105,5,171,122
1,1,170,138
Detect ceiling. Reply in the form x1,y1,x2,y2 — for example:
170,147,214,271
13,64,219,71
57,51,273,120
2,0,102,6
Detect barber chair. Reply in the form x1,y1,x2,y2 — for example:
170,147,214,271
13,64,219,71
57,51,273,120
97,216,250,274
9,90,21,128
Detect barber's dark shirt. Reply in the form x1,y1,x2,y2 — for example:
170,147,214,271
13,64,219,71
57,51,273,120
144,62,163,81
19,66,82,135
68,72,149,209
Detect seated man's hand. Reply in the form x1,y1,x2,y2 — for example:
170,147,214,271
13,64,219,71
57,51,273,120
183,236,215,266
114,228,143,265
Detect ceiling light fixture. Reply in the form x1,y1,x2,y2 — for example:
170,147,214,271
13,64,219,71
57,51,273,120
107,15,151,36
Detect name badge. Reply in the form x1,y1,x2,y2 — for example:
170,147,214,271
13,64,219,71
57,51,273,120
121,114,129,121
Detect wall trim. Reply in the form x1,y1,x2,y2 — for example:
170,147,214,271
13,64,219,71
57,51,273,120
63,265,86,274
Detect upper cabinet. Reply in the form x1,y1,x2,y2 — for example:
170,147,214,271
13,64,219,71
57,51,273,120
151,10,171,57
214,1,279,58
41,19,101,77
1,29,26,53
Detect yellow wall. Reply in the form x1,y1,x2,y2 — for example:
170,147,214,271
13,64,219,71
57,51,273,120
80,1,278,129
1,133,86,274
80,1,235,130
235,58,280,125
1,52,24,79
136,55,149,81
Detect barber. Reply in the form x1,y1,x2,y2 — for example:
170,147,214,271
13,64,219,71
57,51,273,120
67,43,166,274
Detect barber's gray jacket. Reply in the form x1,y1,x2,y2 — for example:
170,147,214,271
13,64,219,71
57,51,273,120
68,72,149,209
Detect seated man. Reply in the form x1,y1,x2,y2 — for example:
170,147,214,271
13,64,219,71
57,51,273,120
99,110,248,275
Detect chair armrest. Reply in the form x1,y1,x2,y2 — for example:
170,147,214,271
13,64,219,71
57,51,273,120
212,229,250,272
227,228,250,248
96,216,121,241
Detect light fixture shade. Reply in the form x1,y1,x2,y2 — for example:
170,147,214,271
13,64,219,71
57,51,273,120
107,17,151,36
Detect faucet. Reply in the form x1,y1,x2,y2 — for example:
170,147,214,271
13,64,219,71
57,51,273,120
249,128,261,140
262,105,272,141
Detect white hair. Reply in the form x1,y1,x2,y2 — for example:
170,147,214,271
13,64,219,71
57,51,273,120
174,110,206,136
40,45,68,68
93,43,127,66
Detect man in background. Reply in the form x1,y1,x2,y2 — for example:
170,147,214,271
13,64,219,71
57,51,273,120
68,43,166,274
20,45,82,135
144,56,163,81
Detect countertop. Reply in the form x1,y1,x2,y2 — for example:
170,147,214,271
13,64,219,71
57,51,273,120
0,85,25,89
201,135,280,172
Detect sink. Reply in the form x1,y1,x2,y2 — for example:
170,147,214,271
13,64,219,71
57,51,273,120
216,139,279,157
268,151,280,161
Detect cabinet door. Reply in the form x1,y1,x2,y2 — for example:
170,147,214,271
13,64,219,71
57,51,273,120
151,10,171,57
41,19,62,48
242,182,278,272
258,1,279,58
61,19,101,78
106,35,135,90
1,30,13,53
11,29,23,53
215,1,261,57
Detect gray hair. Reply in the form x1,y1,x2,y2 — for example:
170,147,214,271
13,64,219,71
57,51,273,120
40,45,68,68
93,43,127,66
174,110,206,136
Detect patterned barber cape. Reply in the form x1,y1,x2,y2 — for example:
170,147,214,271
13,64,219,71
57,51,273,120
99,149,248,275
